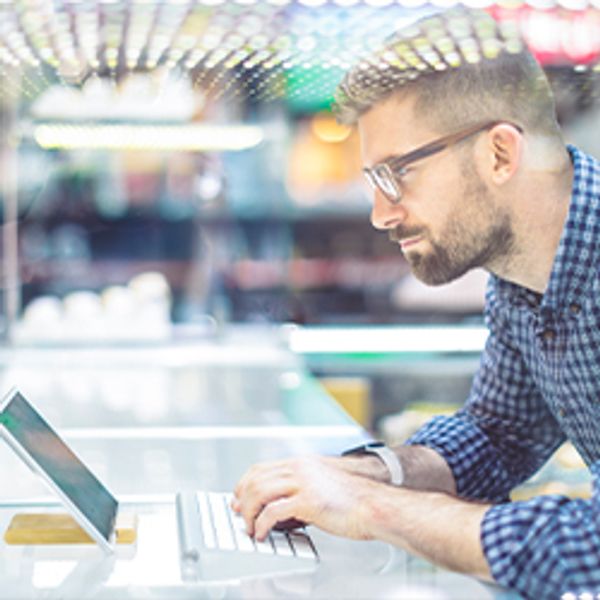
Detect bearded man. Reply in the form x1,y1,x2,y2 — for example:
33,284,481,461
233,8,600,599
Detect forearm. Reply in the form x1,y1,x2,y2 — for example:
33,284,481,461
337,444,456,495
235,455,492,582
364,486,492,580
394,444,457,494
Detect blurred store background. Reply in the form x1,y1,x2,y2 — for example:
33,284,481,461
2,0,598,335
0,0,598,499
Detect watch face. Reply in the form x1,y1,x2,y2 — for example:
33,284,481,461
342,442,384,456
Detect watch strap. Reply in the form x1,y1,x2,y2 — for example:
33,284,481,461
342,442,404,486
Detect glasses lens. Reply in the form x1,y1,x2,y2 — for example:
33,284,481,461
373,165,400,202
363,170,377,190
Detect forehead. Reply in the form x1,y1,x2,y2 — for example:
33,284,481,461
357,92,433,166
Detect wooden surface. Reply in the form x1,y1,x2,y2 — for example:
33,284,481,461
4,512,137,545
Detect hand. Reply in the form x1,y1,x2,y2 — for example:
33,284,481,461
232,455,381,542
323,454,391,483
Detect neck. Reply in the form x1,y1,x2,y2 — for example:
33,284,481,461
487,151,573,294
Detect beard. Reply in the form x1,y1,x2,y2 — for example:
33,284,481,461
394,163,515,286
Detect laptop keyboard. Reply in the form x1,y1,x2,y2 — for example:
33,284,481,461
176,490,318,581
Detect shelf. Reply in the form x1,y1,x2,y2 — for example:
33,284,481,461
19,257,409,292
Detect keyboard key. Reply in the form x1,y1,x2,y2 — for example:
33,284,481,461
288,532,317,560
207,492,236,551
229,511,256,553
254,534,276,554
271,532,294,557
195,492,216,549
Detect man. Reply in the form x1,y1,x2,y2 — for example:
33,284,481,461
233,8,600,599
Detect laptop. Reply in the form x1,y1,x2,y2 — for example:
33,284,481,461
0,388,318,578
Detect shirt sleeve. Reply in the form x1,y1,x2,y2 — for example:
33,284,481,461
481,461,600,599
406,278,566,502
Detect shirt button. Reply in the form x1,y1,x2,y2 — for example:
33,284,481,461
542,329,556,341
558,407,567,418
569,303,581,315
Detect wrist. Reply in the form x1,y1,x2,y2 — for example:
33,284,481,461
342,442,404,486
342,454,391,483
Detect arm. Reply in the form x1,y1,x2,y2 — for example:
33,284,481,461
334,280,565,504
232,455,491,579
366,486,490,578
234,455,600,597
324,444,457,495
235,283,600,600
480,464,600,598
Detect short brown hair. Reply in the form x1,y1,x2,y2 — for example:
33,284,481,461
334,8,561,139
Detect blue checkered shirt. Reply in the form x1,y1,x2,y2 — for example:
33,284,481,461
407,146,600,599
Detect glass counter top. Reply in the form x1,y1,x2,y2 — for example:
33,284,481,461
0,497,518,600
0,336,521,599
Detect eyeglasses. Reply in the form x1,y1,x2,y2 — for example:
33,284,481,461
363,120,522,204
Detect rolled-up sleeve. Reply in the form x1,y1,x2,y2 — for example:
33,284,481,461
481,461,600,598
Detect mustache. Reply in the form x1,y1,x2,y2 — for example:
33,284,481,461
388,226,425,243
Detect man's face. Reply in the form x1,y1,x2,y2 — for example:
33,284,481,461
357,93,514,285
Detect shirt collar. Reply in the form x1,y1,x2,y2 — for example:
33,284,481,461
542,145,600,313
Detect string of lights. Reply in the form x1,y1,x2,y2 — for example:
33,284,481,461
0,1,597,106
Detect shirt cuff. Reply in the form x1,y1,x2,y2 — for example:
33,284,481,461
406,413,512,502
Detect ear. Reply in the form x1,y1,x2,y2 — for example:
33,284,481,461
485,123,522,186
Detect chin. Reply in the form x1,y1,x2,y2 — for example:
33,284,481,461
408,255,470,286
412,271,457,286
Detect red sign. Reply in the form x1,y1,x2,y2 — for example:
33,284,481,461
489,7,600,65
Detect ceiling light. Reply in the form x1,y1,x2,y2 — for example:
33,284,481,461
33,123,264,152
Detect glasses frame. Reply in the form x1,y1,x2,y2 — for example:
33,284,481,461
363,120,523,204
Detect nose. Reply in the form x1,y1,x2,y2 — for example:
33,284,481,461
370,189,408,232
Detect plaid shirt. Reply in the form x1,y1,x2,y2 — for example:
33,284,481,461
407,145,600,599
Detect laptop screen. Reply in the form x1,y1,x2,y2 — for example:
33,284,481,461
0,390,118,544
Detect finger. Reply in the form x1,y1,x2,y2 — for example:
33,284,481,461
232,458,309,534
236,465,295,509
239,478,298,537
234,463,267,500
233,459,291,500
253,497,299,541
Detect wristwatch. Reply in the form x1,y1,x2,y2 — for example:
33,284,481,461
342,442,404,486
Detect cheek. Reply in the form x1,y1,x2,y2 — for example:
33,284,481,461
421,188,461,237
404,159,469,233
413,163,463,207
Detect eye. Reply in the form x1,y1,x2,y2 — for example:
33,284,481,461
390,165,408,179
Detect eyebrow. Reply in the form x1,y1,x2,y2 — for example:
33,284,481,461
366,148,412,170
373,138,427,166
